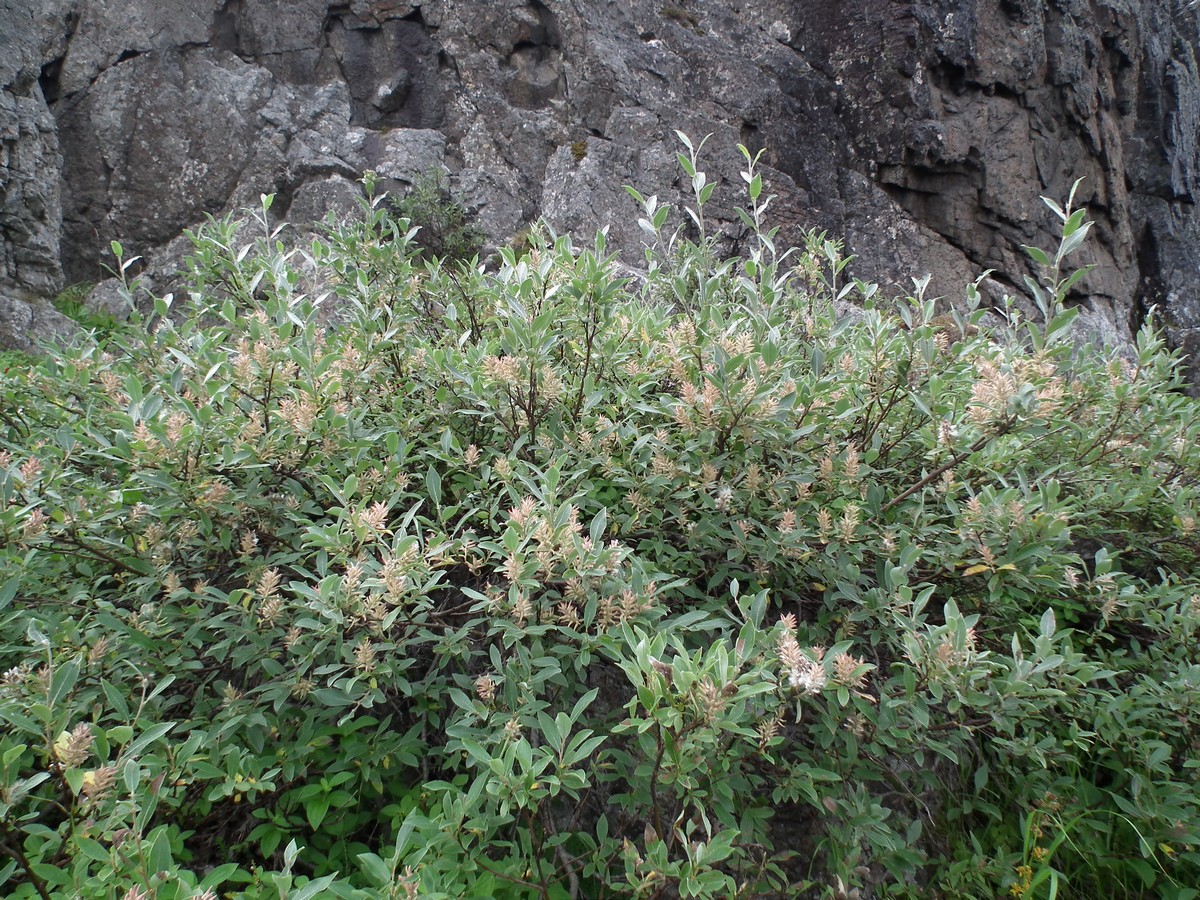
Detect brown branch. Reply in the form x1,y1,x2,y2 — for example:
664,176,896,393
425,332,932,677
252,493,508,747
881,421,1013,515
49,531,145,577
0,822,53,900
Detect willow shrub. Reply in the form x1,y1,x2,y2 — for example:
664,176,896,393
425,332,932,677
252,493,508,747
1,140,1199,899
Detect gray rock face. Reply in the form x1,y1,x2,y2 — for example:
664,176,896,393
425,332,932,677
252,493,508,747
1,1,67,315
0,290,73,353
0,0,77,348
3,0,1199,382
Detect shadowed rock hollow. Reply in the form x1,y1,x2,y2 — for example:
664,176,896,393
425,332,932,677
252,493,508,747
3,0,1199,384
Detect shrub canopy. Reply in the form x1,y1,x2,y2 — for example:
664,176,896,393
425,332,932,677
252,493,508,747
1,146,1199,899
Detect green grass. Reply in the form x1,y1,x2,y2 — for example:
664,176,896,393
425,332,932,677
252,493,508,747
51,282,122,336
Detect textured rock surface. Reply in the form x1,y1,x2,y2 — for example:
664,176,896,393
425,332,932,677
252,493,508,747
1,0,76,346
3,0,1200,382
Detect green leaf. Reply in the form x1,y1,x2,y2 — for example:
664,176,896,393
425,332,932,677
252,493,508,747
124,760,141,793
537,712,562,751
1041,195,1067,222
126,721,176,757
1058,265,1092,296
460,739,493,769
1063,207,1088,238
25,620,50,647
570,689,598,722
63,767,86,795
149,826,174,874
306,795,330,830
49,659,80,706
74,837,111,863
1023,245,1052,267
290,875,337,900
589,508,607,545
107,725,134,745
0,577,18,611
1057,220,1092,260
198,863,242,890
1039,607,1056,637
426,465,442,506
357,852,392,887
974,762,989,792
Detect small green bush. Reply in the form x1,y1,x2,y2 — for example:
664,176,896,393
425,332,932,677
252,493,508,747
661,6,700,29
51,282,122,339
1,139,1198,899
0,349,34,374
384,170,485,264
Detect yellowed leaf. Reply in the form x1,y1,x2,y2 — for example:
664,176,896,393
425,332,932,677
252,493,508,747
962,564,992,577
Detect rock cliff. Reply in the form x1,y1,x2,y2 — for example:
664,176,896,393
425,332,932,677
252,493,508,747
3,0,1199,382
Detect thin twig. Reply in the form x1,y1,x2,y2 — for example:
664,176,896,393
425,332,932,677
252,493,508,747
881,422,1012,514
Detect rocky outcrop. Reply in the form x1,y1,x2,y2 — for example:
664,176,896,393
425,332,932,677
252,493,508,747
3,0,1200,382
56,49,364,282
0,0,75,349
